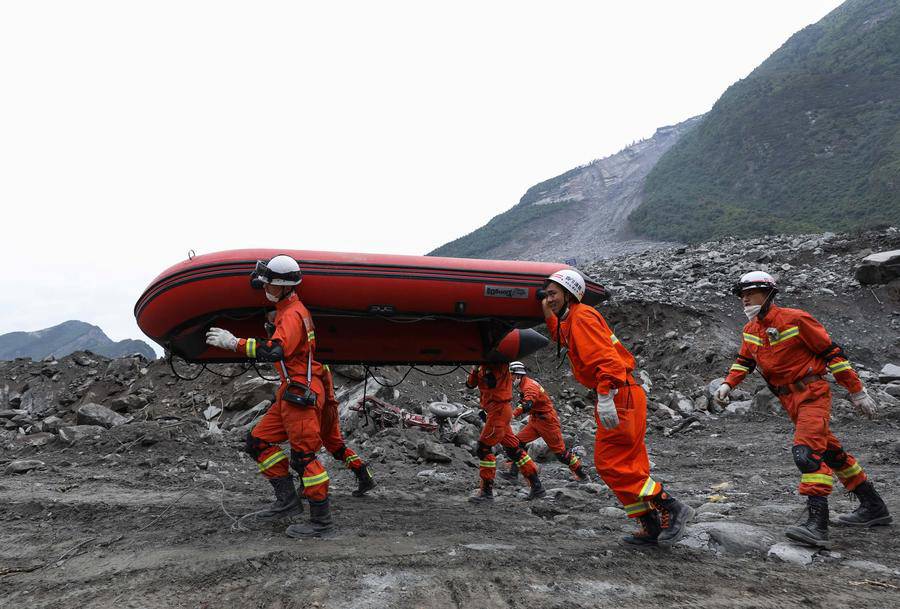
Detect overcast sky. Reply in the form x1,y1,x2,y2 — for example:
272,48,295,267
0,1,843,351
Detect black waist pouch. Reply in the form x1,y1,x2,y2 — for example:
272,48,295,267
283,381,318,407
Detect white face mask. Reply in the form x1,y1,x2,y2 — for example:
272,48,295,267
265,291,280,303
743,304,762,321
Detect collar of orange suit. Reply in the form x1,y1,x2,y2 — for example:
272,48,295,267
275,291,298,311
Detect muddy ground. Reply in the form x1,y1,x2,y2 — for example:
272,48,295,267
2,381,899,609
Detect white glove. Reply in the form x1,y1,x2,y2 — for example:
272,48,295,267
206,327,238,351
849,388,877,420
714,383,732,405
596,390,619,430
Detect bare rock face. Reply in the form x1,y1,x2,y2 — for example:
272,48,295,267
429,117,702,262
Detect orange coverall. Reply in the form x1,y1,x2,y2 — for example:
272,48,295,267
467,364,537,482
317,364,366,474
514,376,583,474
546,302,659,518
724,305,867,497
242,293,330,501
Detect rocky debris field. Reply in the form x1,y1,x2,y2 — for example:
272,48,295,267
2,227,900,608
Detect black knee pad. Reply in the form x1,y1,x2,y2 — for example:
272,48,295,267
331,445,348,461
244,433,269,460
792,445,822,473
822,447,848,469
290,450,316,474
476,442,492,459
503,445,520,460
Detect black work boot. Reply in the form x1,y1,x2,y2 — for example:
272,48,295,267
255,476,302,521
785,495,831,548
650,490,694,548
351,466,376,497
285,496,335,538
572,465,590,483
469,479,494,503
498,462,519,481
525,473,546,500
835,481,892,527
623,511,661,546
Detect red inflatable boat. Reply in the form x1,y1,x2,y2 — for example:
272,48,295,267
134,249,608,365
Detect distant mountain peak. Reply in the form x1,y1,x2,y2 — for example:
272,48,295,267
0,320,156,361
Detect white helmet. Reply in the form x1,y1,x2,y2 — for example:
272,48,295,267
253,255,302,286
547,269,585,302
509,361,527,376
732,270,777,297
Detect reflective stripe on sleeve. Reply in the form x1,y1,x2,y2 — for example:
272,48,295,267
730,363,750,373
245,338,257,358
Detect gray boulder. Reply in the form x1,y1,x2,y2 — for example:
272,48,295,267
416,439,452,463
14,432,56,448
680,522,776,556
767,542,819,565
76,403,128,428
878,363,900,383
724,400,751,416
225,377,279,411
855,250,900,285
4,459,45,475
58,425,106,444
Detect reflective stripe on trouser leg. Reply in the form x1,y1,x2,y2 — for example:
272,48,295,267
256,446,290,479
480,454,497,481
594,385,658,514
799,472,833,496
834,459,866,491
788,387,838,497
300,460,330,501
624,501,652,517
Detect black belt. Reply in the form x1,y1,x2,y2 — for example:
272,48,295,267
770,375,824,396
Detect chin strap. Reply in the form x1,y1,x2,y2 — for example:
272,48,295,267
757,289,777,320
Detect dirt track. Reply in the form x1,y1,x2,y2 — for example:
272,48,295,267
2,410,898,609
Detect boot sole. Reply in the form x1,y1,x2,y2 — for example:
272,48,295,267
622,536,659,547
834,514,893,527
784,528,832,549
253,503,303,522
285,526,336,539
657,506,695,549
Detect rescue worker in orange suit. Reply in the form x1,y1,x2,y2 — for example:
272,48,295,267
205,255,333,538
499,361,590,483
466,362,546,503
714,271,890,548
542,269,694,548
317,363,376,497
260,308,376,498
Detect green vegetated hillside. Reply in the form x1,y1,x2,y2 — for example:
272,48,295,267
630,0,900,243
